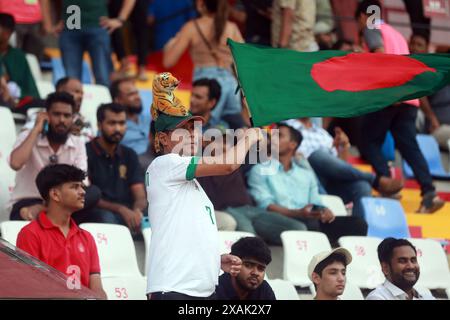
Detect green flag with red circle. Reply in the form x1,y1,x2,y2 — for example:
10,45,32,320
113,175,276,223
227,40,450,127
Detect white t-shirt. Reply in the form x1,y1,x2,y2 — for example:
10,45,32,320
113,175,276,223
145,153,220,297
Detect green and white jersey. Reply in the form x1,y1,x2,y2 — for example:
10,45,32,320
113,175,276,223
145,153,220,297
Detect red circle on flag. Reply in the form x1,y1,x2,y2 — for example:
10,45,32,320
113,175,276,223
311,53,436,92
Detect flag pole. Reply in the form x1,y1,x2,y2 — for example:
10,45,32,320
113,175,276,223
231,51,255,128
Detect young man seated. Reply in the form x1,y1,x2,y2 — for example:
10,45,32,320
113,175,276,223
17,164,106,298
84,103,147,233
216,237,276,300
308,248,352,300
247,123,368,245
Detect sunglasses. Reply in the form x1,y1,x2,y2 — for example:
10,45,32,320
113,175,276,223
49,154,58,164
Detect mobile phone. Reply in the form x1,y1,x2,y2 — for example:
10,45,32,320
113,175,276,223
311,205,325,213
42,120,49,137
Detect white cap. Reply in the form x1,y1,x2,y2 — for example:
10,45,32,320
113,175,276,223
308,248,352,281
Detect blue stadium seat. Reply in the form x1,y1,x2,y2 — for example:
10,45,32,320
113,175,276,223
381,131,395,162
403,134,450,180
51,58,93,84
362,197,410,239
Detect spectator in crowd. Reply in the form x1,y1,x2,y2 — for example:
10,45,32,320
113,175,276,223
410,33,450,151
0,13,39,104
367,237,435,300
146,110,263,300
237,0,273,46
163,0,246,129
41,0,135,87
216,237,276,300
247,123,368,245
109,0,149,81
147,0,197,51
356,0,444,213
8,92,98,221
110,78,153,168
84,103,146,233
286,118,403,220
308,248,352,300
189,78,237,230
16,164,106,299
272,0,318,52
314,0,335,50
193,78,306,238
24,77,95,143
0,0,45,60
190,78,228,132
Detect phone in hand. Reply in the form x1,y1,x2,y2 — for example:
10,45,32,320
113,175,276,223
42,120,49,137
311,205,325,213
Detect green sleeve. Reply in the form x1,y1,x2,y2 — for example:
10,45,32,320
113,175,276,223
185,157,200,181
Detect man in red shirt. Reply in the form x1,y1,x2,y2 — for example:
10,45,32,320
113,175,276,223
17,164,106,298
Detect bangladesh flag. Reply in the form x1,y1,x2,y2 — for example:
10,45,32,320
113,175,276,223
228,40,450,127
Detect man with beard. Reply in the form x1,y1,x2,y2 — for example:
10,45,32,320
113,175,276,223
24,77,95,142
8,92,91,221
111,78,153,168
216,237,275,300
308,248,352,300
367,238,435,300
84,103,146,233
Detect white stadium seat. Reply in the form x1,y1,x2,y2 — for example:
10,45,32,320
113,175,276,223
281,231,332,287
101,276,147,300
339,281,365,300
80,84,112,135
267,279,299,300
0,107,17,161
26,53,43,82
80,223,143,278
0,221,30,246
0,163,15,222
408,238,450,290
338,236,384,289
320,194,348,216
36,81,55,99
218,231,255,255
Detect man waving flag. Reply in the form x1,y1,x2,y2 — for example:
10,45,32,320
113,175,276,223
227,40,450,127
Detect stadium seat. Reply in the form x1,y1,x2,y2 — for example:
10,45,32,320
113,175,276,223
101,276,147,300
320,195,348,216
218,231,255,255
280,231,332,287
80,223,143,278
339,281,365,300
80,84,112,135
338,236,385,289
403,134,450,180
407,238,450,290
381,131,395,162
0,163,15,223
267,279,299,300
142,227,151,273
0,221,29,246
36,81,55,99
362,197,410,238
26,54,43,82
51,58,93,84
0,107,17,161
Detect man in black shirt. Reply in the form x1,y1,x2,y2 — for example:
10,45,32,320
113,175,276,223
83,103,146,233
216,237,276,300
